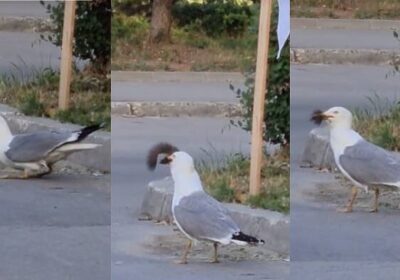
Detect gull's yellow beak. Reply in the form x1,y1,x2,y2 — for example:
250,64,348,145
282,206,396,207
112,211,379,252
159,155,173,165
311,110,334,124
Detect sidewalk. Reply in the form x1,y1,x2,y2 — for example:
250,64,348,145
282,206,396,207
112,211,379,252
111,71,245,116
291,18,400,65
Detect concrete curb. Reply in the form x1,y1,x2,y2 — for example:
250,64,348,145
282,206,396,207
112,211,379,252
0,16,50,32
139,177,289,255
291,48,400,65
301,127,336,170
111,101,243,117
111,71,244,83
0,106,110,173
292,18,400,31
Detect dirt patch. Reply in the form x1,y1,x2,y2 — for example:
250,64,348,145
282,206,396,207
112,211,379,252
306,175,400,210
141,226,285,263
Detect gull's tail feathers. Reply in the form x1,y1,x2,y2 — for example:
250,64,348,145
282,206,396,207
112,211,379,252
231,232,265,246
147,142,179,170
75,123,105,142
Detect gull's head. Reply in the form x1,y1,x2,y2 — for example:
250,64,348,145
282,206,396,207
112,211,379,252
160,151,195,175
311,106,353,129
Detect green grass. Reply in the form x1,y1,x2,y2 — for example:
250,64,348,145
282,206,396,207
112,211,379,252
353,94,400,151
196,151,290,213
0,66,110,130
111,14,257,72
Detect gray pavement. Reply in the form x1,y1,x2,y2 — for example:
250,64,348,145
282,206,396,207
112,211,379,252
0,31,60,76
291,63,400,276
0,174,110,280
111,116,288,280
291,27,399,50
291,18,400,65
0,1,48,18
111,77,243,103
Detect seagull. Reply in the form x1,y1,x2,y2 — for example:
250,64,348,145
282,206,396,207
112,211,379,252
0,115,103,179
147,142,264,264
311,106,400,213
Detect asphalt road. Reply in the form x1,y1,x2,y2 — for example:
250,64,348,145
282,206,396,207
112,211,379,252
291,64,400,277
112,79,243,103
0,31,61,76
0,1,48,17
0,174,110,280
291,25,400,50
111,116,288,280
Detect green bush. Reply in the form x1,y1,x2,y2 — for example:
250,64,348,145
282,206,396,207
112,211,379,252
111,14,149,47
40,0,111,74
112,0,152,16
172,0,253,37
231,4,290,146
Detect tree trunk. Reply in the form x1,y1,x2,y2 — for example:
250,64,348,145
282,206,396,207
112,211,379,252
149,0,173,44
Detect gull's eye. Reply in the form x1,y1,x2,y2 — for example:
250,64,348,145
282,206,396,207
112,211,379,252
333,111,339,114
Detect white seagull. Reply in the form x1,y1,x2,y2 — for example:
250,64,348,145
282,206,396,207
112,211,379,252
0,115,103,179
311,106,400,213
147,143,264,264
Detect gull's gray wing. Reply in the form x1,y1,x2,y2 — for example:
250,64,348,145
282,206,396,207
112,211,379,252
5,131,73,162
339,140,400,186
174,191,239,241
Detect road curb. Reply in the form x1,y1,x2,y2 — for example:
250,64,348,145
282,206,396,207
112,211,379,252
292,18,400,30
291,48,400,65
111,71,244,83
0,16,50,32
111,101,243,117
0,108,110,173
139,177,289,256
301,127,336,170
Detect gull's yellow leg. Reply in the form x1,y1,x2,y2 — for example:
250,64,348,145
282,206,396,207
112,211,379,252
175,239,192,264
210,242,220,263
337,186,358,213
0,170,29,179
369,188,379,213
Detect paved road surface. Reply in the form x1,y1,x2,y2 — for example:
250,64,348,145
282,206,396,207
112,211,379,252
0,31,61,76
0,174,110,280
0,1,48,17
112,79,244,103
292,23,400,50
111,116,288,280
291,63,400,278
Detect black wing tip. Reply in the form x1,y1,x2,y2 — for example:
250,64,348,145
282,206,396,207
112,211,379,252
310,109,324,125
147,142,179,170
76,123,104,141
232,232,264,245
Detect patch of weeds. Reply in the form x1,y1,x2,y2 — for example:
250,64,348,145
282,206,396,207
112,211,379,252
197,151,289,213
353,94,400,151
112,14,258,72
0,66,110,130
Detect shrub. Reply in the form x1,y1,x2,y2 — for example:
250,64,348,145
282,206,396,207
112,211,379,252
111,14,149,47
231,4,290,146
172,0,253,37
40,0,111,74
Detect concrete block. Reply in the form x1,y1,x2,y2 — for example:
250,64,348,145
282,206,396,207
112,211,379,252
301,126,336,170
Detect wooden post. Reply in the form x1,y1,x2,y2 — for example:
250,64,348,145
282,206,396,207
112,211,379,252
58,0,77,110
249,0,273,196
